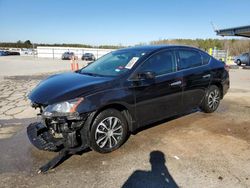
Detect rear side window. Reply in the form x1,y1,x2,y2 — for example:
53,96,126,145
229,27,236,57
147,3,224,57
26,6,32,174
201,52,211,65
139,50,176,76
177,49,202,70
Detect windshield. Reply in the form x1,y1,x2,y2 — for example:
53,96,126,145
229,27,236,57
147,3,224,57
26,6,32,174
80,49,148,76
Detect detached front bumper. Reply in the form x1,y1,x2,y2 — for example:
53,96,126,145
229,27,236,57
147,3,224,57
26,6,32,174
27,112,94,152
27,122,63,152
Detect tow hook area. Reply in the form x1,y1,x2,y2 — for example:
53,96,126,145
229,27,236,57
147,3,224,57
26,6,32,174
27,122,88,173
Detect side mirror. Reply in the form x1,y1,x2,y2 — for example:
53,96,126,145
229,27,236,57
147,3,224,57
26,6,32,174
130,71,156,87
137,71,156,80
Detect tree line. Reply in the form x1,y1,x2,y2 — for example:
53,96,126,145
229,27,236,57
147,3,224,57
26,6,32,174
1,39,250,56
0,40,33,49
150,38,250,56
0,40,123,49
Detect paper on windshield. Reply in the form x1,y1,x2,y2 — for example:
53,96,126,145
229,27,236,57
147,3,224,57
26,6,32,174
125,57,139,69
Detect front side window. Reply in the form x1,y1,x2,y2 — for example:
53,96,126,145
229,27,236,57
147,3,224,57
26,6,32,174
177,49,202,70
138,50,176,76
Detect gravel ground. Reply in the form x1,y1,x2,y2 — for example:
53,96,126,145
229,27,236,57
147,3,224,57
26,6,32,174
0,64,249,188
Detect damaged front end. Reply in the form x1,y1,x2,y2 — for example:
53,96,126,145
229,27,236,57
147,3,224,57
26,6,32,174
27,98,90,153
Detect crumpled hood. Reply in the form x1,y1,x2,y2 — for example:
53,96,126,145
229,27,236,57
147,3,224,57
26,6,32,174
29,72,113,105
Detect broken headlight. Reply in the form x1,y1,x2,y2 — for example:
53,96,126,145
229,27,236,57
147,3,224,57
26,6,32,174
43,98,84,117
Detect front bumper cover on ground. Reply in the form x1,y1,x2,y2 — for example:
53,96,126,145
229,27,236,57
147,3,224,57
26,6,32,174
27,122,63,152
26,112,95,173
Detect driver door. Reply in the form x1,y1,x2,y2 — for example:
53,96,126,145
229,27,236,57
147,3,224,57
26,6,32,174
131,50,183,127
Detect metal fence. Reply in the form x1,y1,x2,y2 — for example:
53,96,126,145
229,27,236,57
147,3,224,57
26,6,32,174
208,48,233,64
37,46,114,59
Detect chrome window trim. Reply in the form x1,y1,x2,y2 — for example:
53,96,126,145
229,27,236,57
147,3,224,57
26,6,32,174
155,63,209,78
128,47,212,81
155,48,211,78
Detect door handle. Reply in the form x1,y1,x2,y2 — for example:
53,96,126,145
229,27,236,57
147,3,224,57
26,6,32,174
170,80,182,86
203,74,211,79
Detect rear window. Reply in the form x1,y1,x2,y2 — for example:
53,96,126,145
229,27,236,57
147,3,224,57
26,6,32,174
177,49,202,70
201,52,211,65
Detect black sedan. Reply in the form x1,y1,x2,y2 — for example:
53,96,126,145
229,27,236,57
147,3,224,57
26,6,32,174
82,53,96,61
28,45,229,155
6,51,20,56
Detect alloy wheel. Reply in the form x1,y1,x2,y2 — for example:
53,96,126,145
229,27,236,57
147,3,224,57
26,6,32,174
208,89,220,110
95,117,123,149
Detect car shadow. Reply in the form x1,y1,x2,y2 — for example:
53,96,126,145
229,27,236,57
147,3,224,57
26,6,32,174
122,150,178,188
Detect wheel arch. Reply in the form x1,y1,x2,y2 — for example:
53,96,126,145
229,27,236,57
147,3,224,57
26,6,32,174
88,103,134,132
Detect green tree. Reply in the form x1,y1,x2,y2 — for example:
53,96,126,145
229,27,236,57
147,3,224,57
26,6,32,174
24,40,32,48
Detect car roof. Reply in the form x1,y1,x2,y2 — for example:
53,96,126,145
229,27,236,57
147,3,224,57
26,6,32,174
119,45,201,52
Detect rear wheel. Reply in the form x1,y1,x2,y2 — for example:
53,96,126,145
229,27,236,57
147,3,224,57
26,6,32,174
200,85,221,113
90,109,128,153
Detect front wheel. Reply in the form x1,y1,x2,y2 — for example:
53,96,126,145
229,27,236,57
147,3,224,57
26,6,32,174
90,109,128,153
200,85,221,113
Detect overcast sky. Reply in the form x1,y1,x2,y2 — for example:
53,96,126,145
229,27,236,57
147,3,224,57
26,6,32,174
0,0,249,45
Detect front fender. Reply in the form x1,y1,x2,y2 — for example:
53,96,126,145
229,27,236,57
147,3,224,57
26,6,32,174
77,87,136,129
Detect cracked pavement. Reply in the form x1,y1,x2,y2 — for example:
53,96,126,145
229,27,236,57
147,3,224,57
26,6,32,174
0,77,39,120
0,74,50,139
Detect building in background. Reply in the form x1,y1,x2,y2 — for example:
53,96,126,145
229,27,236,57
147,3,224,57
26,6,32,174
216,25,250,38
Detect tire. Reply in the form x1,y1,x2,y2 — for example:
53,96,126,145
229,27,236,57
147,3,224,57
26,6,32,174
90,109,128,153
200,85,221,113
237,59,241,66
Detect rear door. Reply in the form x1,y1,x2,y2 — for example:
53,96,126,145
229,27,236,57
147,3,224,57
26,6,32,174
176,48,211,112
132,49,183,126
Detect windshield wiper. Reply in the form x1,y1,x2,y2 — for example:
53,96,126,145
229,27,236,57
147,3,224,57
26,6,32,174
80,72,101,77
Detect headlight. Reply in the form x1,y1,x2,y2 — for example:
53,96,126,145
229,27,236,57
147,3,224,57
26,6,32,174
43,98,84,116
